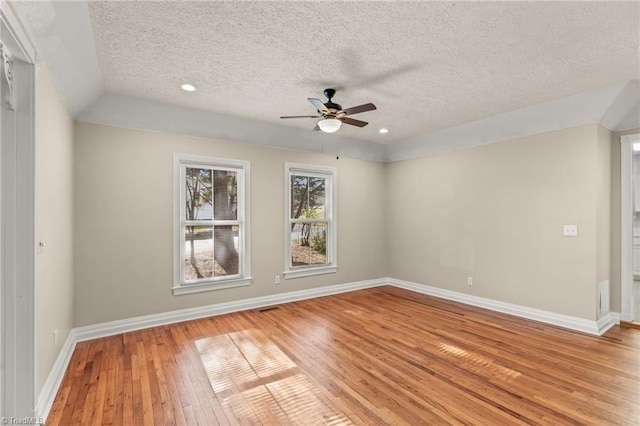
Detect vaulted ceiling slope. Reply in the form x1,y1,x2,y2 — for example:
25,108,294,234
11,0,640,162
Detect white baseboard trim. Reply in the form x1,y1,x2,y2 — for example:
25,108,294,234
597,312,621,335
36,277,385,422
72,278,386,343
35,331,77,421
388,278,615,336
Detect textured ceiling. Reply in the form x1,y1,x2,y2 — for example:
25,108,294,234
88,1,639,144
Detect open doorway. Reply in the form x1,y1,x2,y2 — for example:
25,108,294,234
631,141,640,322
621,133,640,324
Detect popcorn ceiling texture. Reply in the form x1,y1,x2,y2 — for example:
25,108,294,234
88,1,639,144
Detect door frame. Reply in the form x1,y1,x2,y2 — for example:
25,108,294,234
0,0,36,418
621,133,640,322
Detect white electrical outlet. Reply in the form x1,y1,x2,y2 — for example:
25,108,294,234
563,225,578,237
274,275,280,285
467,277,473,286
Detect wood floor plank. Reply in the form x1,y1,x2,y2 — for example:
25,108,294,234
152,327,188,426
173,322,229,425
45,286,640,425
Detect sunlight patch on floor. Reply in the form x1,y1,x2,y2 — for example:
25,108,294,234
437,341,522,382
196,328,352,424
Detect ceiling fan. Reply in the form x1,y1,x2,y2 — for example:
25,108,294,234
280,88,376,133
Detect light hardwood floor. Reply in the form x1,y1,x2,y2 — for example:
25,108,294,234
46,286,640,425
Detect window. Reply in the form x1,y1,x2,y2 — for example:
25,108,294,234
173,154,251,295
284,163,337,279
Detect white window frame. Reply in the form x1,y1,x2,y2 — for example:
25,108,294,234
284,163,337,279
173,154,251,295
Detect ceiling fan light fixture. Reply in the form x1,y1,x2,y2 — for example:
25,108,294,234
318,118,342,133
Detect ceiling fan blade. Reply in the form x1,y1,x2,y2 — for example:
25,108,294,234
312,124,321,131
280,115,319,119
340,117,368,128
342,103,376,116
308,98,329,113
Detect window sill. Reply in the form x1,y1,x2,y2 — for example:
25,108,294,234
284,266,337,280
172,277,252,295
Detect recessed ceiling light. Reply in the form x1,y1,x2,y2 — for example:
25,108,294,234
181,83,196,92
378,128,389,134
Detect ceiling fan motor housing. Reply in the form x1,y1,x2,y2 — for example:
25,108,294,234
323,88,342,111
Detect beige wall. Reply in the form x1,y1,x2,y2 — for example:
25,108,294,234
35,65,75,393
73,123,387,326
386,125,608,320
609,127,640,313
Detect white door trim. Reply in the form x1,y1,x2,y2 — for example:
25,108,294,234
0,0,37,418
621,133,640,322
0,2,35,63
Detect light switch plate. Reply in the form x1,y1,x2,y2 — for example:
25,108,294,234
563,225,578,237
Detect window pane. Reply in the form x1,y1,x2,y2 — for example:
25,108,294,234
214,170,238,220
291,176,308,219
291,175,326,219
184,226,213,280
308,177,326,219
185,168,212,220
290,222,327,267
214,225,239,276
309,223,328,265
